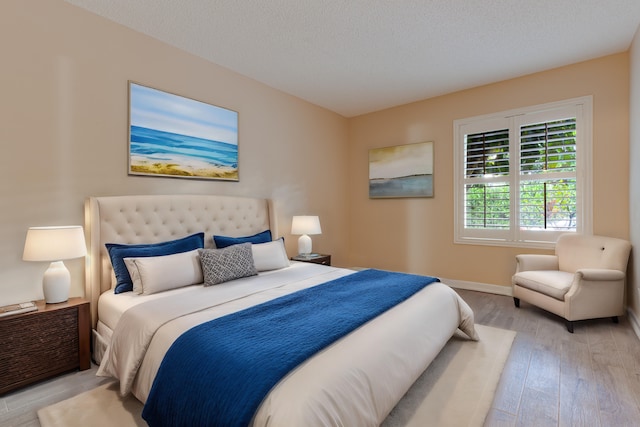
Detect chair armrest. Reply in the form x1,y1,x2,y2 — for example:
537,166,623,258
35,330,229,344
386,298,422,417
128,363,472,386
515,254,559,273
575,268,625,281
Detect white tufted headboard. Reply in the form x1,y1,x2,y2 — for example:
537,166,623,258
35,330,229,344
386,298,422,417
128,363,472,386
84,194,276,327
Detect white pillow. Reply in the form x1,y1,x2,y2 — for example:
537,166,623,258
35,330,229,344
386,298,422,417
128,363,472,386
252,239,290,271
124,258,142,293
123,249,203,295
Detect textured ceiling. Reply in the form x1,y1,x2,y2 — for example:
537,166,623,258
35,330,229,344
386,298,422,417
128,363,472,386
65,0,640,117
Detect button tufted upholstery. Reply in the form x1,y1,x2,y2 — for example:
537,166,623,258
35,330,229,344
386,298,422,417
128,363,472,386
85,195,276,327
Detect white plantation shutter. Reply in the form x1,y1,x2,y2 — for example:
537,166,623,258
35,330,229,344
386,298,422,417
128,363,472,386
520,119,576,174
519,117,577,231
465,129,510,178
464,129,510,230
454,97,592,248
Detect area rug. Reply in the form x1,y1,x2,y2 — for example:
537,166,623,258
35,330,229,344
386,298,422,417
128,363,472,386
381,324,515,427
38,324,514,427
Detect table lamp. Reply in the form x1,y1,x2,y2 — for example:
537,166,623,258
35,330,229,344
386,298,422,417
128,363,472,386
23,225,87,304
291,216,322,256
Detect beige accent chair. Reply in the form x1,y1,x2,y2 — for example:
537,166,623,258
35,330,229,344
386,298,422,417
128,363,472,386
512,234,631,333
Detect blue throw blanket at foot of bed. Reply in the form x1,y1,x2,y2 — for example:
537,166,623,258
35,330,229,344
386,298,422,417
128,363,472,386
142,268,439,427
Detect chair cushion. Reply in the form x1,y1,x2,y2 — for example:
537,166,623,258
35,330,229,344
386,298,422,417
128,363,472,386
513,270,574,300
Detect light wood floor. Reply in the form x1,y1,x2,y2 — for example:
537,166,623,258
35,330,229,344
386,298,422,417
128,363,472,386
458,289,640,427
1,289,639,427
0,363,107,427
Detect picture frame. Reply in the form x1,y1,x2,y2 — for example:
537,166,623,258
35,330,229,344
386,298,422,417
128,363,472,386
128,81,239,181
369,141,434,198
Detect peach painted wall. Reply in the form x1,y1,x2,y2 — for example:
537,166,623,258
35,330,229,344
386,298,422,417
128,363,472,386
0,0,349,306
347,54,630,289
0,1,633,307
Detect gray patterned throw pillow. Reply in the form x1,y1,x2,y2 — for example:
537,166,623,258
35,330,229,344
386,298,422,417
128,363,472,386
199,243,258,286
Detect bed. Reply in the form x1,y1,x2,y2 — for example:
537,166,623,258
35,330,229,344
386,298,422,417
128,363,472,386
85,194,478,426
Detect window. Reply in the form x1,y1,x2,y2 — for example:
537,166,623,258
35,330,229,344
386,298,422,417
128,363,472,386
454,97,592,248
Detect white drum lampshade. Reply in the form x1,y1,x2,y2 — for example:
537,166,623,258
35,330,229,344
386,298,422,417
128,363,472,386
291,216,322,255
23,226,87,304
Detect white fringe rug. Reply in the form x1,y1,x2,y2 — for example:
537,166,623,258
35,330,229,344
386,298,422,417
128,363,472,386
38,324,514,427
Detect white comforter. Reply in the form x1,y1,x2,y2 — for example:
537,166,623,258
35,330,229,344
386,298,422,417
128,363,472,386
98,263,478,426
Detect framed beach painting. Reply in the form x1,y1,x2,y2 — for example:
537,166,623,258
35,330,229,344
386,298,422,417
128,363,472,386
128,82,239,181
369,141,434,198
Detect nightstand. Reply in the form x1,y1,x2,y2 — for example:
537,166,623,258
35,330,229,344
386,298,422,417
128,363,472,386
291,254,331,266
0,297,90,395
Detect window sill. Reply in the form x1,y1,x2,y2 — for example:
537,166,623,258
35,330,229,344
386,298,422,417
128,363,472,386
454,237,556,250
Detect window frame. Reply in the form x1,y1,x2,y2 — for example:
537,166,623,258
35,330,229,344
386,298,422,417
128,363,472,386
453,96,593,249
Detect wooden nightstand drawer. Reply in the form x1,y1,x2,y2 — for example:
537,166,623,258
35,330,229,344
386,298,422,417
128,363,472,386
0,298,90,395
291,254,331,266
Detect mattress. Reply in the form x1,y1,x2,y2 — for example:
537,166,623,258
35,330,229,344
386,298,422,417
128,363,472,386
97,262,477,426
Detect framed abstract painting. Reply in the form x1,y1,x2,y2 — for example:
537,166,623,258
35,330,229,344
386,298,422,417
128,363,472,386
369,141,434,198
128,82,239,181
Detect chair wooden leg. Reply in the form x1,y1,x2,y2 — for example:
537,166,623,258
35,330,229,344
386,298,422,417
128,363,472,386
513,297,520,308
566,320,574,333
612,316,619,324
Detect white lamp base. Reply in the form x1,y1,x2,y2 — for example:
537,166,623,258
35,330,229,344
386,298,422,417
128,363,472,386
298,234,313,255
42,261,70,304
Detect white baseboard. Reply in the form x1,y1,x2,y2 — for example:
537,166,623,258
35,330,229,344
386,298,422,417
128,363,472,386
440,277,513,296
347,268,512,296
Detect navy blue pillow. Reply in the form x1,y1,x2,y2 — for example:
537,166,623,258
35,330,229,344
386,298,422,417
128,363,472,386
107,232,205,294
213,230,272,249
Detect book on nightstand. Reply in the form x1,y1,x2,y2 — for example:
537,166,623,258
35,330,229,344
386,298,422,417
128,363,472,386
0,301,37,318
